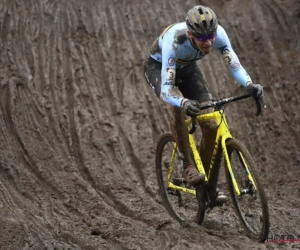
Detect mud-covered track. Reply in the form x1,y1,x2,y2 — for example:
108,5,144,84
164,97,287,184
0,0,299,249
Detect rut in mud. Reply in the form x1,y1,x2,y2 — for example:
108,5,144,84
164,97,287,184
0,0,299,249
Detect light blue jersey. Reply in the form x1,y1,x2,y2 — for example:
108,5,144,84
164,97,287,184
149,22,252,107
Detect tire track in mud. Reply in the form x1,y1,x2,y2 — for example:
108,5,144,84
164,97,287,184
0,1,139,248
0,0,70,202
8,97,63,197
62,4,99,192
58,5,165,225
0,0,299,249
56,3,164,231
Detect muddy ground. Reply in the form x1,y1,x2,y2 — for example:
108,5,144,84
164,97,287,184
0,0,299,249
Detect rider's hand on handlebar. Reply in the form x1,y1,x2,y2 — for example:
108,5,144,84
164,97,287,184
246,82,266,109
181,99,201,116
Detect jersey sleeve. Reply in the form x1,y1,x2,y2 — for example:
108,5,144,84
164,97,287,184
213,25,252,87
160,39,183,107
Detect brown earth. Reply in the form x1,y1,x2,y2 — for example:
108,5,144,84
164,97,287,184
0,0,299,249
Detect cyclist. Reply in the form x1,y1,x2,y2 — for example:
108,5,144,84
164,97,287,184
144,5,265,203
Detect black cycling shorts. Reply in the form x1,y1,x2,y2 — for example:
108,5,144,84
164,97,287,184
143,56,212,103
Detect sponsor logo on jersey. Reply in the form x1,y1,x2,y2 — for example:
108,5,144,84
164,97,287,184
168,57,175,66
231,63,240,69
220,45,229,54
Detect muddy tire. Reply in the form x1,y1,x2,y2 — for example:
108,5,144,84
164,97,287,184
225,138,269,242
155,133,201,225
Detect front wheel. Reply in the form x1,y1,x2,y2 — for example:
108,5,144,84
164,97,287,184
225,139,269,242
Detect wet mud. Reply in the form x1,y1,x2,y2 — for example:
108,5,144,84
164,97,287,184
0,0,299,249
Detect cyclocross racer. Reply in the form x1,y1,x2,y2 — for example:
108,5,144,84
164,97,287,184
144,5,265,202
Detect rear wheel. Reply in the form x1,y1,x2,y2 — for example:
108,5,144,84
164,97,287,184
155,133,202,225
225,139,269,242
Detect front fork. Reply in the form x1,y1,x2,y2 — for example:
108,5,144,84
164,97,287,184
222,137,257,196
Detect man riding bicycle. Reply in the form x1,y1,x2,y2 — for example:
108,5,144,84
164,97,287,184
144,5,265,203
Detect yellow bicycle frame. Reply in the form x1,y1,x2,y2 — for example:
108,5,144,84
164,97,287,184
168,110,255,196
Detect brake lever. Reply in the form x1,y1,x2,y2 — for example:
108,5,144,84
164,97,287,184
255,99,262,116
189,116,197,134
255,97,266,116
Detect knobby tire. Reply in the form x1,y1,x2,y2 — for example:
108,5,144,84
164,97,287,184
225,138,269,242
156,133,205,225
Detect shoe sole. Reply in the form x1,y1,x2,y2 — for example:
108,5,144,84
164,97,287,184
215,195,228,204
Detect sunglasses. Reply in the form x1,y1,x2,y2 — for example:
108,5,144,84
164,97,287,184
195,33,216,42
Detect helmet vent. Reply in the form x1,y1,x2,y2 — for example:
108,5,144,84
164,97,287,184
186,5,218,36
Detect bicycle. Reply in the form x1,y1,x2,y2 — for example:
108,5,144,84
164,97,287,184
155,93,269,242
